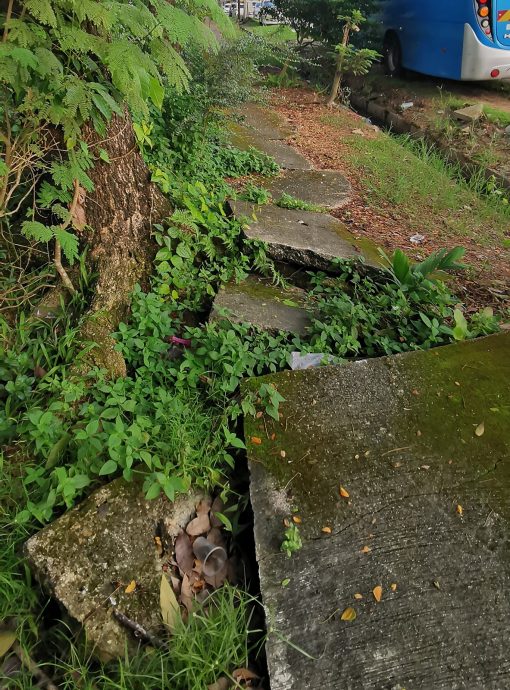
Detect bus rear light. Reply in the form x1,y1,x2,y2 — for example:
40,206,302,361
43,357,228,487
491,68,500,77
474,0,493,40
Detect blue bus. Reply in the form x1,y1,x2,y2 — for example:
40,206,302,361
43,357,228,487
380,0,510,80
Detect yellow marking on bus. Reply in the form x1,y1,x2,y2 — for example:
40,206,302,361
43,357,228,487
497,9,510,22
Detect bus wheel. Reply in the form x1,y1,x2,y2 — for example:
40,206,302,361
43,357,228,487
384,33,402,77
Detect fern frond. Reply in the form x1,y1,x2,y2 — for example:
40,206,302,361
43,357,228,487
23,0,58,27
149,39,191,92
53,227,79,263
21,220,53,243
4,18,48,47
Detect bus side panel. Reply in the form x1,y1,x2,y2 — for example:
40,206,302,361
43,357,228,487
381,0,468,79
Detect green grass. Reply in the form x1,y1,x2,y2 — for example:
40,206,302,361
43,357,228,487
322,113,510,245
483,104,510,128
1,582,257,690
244,19,296,42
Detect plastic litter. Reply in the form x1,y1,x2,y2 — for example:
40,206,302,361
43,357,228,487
410,234,425,244
290,352,334,370
400,101,414,111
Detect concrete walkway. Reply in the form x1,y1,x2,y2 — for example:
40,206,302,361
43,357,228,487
244,333,510,690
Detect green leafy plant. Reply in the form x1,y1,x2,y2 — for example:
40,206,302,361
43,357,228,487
281,522,302,557
276,192,325,212
241,183,272,204
327,10,380,107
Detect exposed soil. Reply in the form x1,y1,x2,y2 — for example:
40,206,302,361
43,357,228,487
269,87,510,313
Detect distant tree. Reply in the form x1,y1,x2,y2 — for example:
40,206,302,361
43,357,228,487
327,10,379,106
271,0,376,46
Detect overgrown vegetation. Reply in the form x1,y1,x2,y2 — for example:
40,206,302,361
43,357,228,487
321,113,510,245
0,1,504,686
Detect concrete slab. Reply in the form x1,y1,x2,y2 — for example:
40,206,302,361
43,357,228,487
211,275,310,336
267,170,351,210
234,102,294,140
229,125,313,171
230,200,382,270
25,479,203,658
454,103,484,123
243,333,510,690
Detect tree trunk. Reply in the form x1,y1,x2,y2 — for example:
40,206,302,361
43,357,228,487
78,112,171,377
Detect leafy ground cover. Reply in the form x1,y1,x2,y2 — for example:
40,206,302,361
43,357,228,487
0,11,505,687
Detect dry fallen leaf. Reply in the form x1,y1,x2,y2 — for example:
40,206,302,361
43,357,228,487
270,433,276,441
373,585,383,602
280,450,286,458
292,516,302,524
339,486,350,498
154,535,163,557
283,518,290,528
390,583,397,592
196,497,212,514
475,422,485,437
456,504,463,516
175,530,194,574
207,677,231,690
354,593,363,600
255,411,263,419
124,580,137,594
361,545,371,554
340,607,357,622
232,668,260,682
0,630,16,658
250,436,262,445
433,580,441,590
160,574,180,634
180,573,194,613
186,512,211,537
322,526,332,534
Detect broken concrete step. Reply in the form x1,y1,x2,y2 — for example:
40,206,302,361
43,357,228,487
231,200,381,270
25,479,204,658
233,102,293,140
266,169,351,210
211,275,310,336
454,103,483,123
243,332,510,690
229,125,312,171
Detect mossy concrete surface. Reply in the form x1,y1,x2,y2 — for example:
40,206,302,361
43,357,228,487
210,275,311,335
25,479,203,658
229,124,313,171
231,200,382,270
243,332,510,690
233,102,294,140
267,169,351,210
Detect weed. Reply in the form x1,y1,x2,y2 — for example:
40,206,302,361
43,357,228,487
240,183,273,204
276,192,326,212
281,523,302,557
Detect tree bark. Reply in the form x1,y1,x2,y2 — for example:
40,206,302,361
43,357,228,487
78,112,171,377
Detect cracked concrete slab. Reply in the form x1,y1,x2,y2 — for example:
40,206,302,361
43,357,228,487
266,169,351,210
233,102,294,140
243,332,510,690
229,126,313,170
25,479,204,658
210,275,311,336
231,200,381,270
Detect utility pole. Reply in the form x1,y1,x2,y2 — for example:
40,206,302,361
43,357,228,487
237,0,241,22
